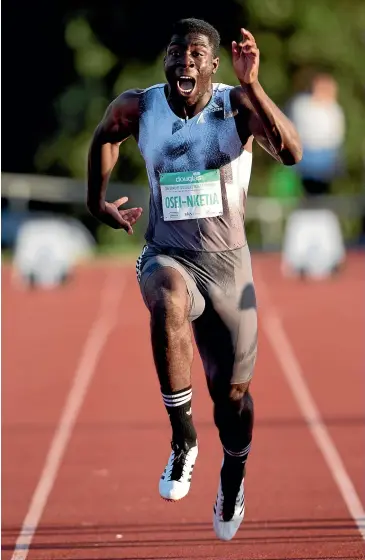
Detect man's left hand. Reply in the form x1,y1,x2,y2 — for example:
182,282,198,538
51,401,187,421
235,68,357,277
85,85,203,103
232,28,260,85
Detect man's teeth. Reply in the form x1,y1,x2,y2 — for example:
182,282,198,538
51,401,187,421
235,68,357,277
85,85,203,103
178,76,194,93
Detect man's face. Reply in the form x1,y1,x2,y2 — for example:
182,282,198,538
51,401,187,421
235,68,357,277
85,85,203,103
164,33,219,105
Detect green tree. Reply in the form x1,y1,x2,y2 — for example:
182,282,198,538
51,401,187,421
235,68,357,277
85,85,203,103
35,18,116,178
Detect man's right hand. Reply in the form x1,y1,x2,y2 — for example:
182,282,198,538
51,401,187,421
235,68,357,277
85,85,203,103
94,197,143,235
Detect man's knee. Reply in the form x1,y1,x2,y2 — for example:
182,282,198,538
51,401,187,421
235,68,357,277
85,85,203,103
211,381,252,412
231,386,254,419
229,382,250,403
145,268,190,330
213,383,254,432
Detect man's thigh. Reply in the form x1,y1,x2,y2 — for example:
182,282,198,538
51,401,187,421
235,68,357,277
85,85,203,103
136,245,205,322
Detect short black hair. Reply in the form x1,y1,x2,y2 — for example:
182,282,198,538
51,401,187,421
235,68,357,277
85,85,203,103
170,18,220,57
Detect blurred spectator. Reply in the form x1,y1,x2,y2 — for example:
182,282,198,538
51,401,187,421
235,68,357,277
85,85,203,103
287,73,346,196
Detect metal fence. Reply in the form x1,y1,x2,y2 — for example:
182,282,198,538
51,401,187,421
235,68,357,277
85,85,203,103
2,172,365,250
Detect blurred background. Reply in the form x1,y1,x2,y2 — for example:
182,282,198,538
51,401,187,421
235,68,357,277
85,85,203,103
2,0,365,264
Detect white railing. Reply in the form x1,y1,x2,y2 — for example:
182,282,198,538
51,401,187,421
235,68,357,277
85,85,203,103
2,172,365,249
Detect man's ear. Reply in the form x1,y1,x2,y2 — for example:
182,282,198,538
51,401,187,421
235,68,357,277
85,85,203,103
212,57,219,74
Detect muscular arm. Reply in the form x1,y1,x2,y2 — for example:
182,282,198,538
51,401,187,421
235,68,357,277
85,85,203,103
86,89,141,215
231,84,302,166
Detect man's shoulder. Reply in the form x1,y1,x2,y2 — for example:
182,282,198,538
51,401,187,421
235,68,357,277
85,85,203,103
213,83,243,107
114,85,163,103
121,84,165,100
142,83,166,93
116,84,165,107
228,85,244,101
106,89,145,128
228,86,256,117
212,82,234,91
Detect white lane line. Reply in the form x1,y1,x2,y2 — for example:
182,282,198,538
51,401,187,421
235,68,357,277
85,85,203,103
11,266,126,560
256,271,365,540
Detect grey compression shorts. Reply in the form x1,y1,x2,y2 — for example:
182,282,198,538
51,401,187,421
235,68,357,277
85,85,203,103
136,243,258,386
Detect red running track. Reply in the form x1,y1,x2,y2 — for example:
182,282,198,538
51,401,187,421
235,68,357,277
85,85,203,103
2,253,365,560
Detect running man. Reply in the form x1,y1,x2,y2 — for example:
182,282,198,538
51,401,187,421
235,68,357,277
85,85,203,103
87,18,302,541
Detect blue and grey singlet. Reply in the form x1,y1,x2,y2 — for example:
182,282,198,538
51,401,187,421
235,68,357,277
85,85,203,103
137,83,252,252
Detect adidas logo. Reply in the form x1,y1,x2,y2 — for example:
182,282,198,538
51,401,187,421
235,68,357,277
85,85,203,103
206,102,223,113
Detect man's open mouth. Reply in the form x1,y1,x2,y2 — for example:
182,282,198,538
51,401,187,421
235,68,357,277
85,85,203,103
177,76,196,95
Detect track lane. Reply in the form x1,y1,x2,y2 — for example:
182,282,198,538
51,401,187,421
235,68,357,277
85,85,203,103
13,258,363,560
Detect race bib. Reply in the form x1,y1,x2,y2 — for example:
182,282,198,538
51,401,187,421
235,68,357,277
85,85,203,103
160,170,223,221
